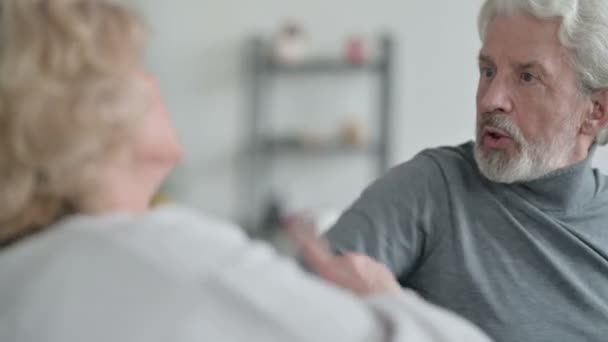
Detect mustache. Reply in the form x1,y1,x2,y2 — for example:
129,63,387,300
478,113,526,144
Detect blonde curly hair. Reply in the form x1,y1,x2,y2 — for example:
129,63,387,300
0,0,147,246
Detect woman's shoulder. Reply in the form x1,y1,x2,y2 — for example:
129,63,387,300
0,205,260,338
0,207,230,342
0,205,250,284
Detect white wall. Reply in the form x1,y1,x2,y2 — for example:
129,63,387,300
133,0,608,221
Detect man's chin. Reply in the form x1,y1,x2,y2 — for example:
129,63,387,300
474,144,524,183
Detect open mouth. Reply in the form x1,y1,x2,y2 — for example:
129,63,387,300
483,127,509,139
482,126,513,148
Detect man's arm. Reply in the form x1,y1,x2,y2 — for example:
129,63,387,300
325,152,451,279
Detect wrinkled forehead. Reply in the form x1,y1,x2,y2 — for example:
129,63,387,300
480,13,572,71
482,13,564,53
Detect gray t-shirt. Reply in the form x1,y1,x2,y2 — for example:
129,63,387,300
327,141,608,342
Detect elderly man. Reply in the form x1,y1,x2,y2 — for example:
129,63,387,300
302,1,608,341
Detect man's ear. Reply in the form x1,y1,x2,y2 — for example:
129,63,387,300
582,89,608,136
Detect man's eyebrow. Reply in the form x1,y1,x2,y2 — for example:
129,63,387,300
478,54,494,65
514,60,543,69
513,60,550,76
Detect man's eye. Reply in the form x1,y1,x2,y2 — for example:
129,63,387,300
520,72,536,83
480,67,494,78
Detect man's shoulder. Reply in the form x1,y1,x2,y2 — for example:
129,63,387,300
387,141,477,184
417,141,476,169
353,141,479,208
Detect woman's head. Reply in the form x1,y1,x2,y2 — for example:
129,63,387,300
0,0,182,245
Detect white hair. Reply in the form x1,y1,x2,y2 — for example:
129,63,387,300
478,0,608,145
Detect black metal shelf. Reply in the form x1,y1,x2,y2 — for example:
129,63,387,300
240,34,395,231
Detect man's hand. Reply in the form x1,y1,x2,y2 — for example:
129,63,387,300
286,220,401,297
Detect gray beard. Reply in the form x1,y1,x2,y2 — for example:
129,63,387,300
473,114,577,184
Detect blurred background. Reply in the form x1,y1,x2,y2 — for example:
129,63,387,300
134,0,608,235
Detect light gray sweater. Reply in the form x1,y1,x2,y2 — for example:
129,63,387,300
0,206,490,342
327,141,608,342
